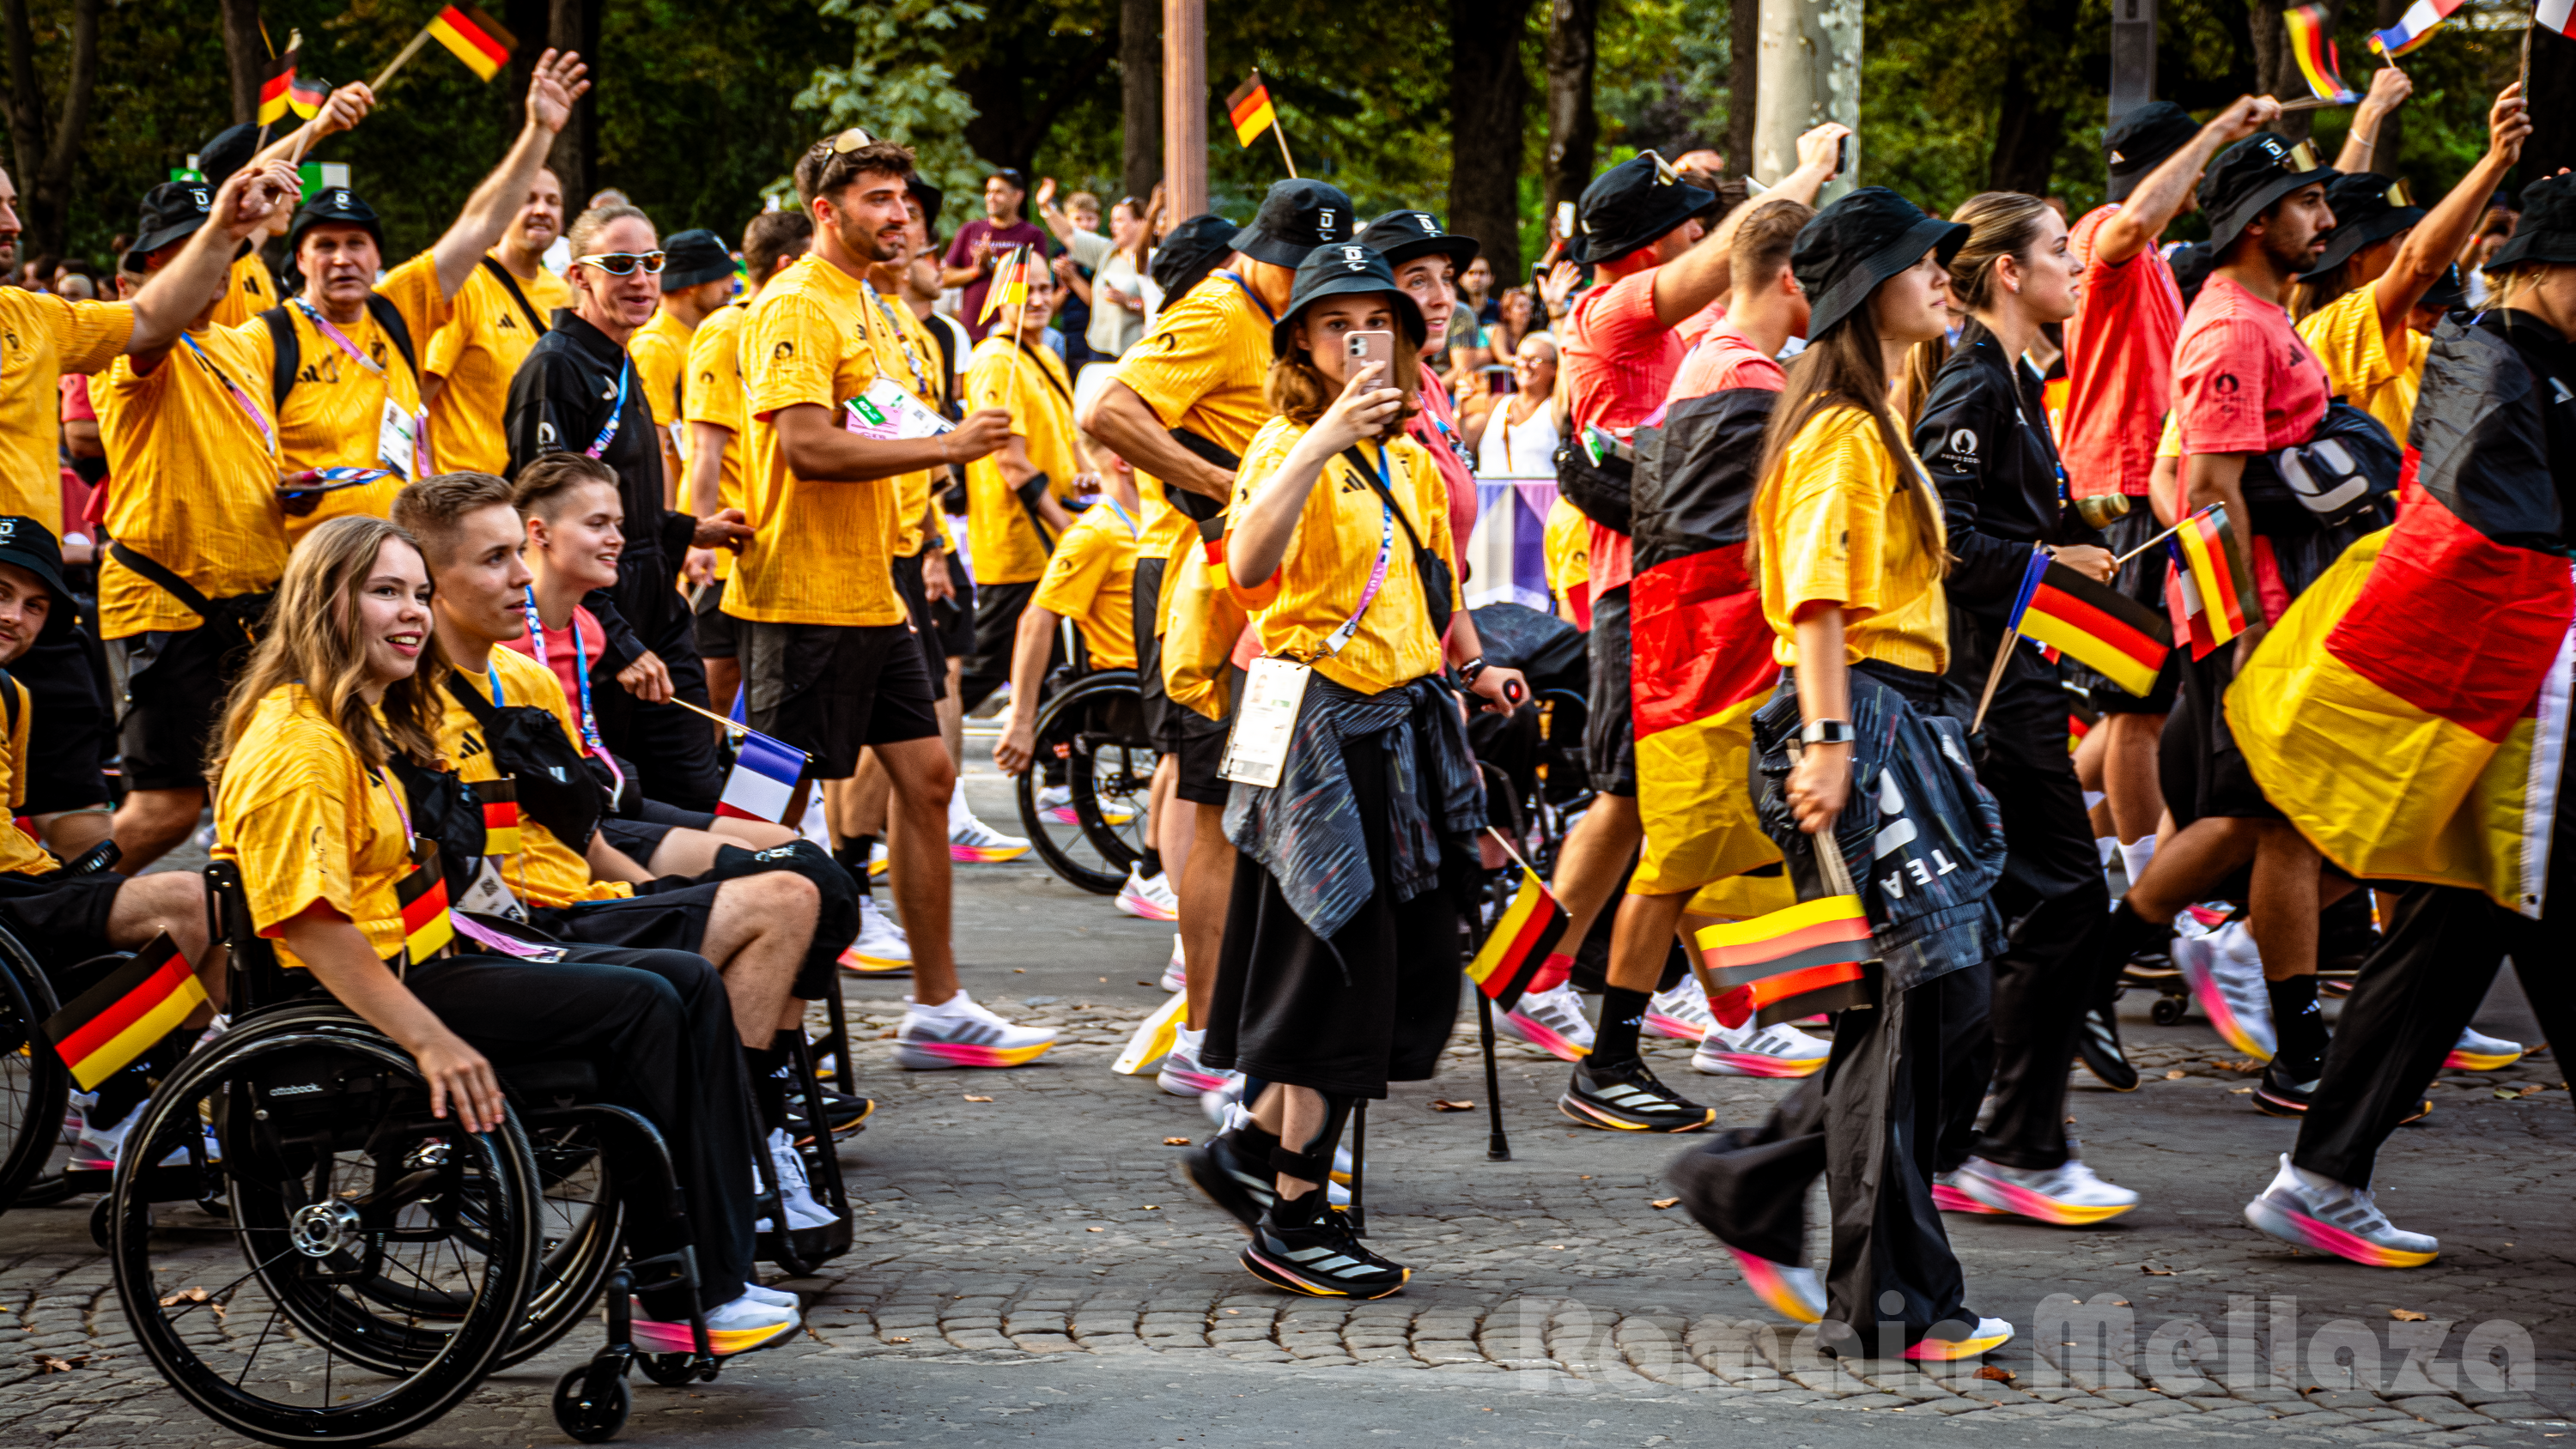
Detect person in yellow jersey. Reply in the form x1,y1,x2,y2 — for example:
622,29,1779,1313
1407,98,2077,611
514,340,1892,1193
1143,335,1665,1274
629,227,738,509
727,126,1055,1070
207,511,800,1353
1078,179,1353,1055
957,264,1084,713
684,211,812,719
241,50,592,543
2291,84,2530,442
1180,242,1521,1300
421,167,572,476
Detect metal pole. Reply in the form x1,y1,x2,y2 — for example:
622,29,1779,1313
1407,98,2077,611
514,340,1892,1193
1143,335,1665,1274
1479,992,1511,1161
1753,0,1862,199
1161,0,1207,219
1347,1099,1367,1235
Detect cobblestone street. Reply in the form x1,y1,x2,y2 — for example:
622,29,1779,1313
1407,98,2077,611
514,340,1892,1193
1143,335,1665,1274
6,780,2574,1446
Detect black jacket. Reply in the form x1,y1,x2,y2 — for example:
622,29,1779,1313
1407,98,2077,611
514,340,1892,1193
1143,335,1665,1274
1912,330,2101,627
502,309,701,663
2415,310,2576,553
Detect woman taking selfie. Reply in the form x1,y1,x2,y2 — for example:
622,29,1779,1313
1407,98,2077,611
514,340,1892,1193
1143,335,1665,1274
1666,189,2013,1362
1182,243,1524,1300
208,513,798,1355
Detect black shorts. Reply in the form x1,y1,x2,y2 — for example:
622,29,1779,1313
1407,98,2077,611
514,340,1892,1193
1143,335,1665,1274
2160,647,2281,828
2090,510,2182,715
934,548,975,659
1585,582,1638,797
541,840,852,1002
0,869,128,984
1163,665,1242,808
1133,556,1172,743
20,630,112,814
692,577,741,662
741,619,939,779
598,797,720,870
889,552,951,700
113,621,257,793
957,579,1040,714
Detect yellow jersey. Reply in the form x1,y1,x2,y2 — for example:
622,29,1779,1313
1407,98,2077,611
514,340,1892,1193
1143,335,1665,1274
1755,406,1948,676
423,255,574,476
0,288,131,530
2296,284,2427,446
247,253,452,543
213,683,419,967
683,299,750,580
1112,272,1277,629
210,248,278,329
963,335,1083,585
438,647,633,910
97,325,286,639
1030,498,1142,669
0,673,53,876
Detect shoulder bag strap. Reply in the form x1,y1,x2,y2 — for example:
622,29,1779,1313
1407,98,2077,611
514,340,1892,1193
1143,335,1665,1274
444,670,504,727
259,306,299,413
107,540,222,621
365,293,420,379
481,256,550,336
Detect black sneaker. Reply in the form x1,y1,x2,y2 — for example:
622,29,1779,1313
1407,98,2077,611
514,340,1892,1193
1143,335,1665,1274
1183,1131,1275,1232
821,1088,874,1136
2076,1005,2139,1091
1559,1057,1715,1132
1240,1207,1410,1299
2251,1058,2317,1116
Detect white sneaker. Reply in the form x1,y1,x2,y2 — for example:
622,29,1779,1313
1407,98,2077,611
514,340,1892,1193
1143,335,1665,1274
1692,1019,1831,1077
2243,1153,2438,1267
1117,864,1182,921
2445,1027,2524,1071
739,1282,799,1308
1036,783,1078,825
2175,919,2275,1059
867,840,890,878
1156,1026,1238,1097
893,988,1057,1068
950,814,1031,863
1200,1081,1247,1125
1497,983,1595,1061
839,895,914,974
72,1106,212,1172
1158,933,1187,992
755,1129,835,1232
633,1290,799,1356
1644,977,1716,1041
1952,1154,2141,1226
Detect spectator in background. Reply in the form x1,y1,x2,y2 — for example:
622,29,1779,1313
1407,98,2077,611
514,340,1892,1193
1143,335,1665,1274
1673,145,1725,178
1461,254,1499,324
54,270,94,300
1048,188,1099,371
2460,204,2517,307
1473,330,1559,476
1491,285,1538,362
1037,179,1151,363
940,167,1048,342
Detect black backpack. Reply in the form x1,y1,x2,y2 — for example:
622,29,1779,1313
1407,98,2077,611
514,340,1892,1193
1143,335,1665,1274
260,296,422,414
443,676,605,851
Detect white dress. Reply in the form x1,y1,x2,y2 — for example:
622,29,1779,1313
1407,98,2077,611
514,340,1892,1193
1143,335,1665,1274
1476,403,1562,477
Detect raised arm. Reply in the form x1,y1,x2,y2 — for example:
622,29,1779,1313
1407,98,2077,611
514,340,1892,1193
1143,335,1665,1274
429,50,589,299
1651,123,1846,327
1079,378,1230,501
2334,67,2413,175
2094,96,2279,266
2371,84,2528,337
125,160,304,361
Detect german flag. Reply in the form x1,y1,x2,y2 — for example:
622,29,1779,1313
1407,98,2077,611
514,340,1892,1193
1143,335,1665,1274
2283,3,2359,103
2010,549,2173,698
428,4,515,82
395,841,456,967
44,933,206,1091
477,776,521,858
2169,503,2252,658
976,245,1030,325
288,73,329,119
1466,868,1568,1011
1696,894,1874,1027
258,50,300,127
1226,70,1278,149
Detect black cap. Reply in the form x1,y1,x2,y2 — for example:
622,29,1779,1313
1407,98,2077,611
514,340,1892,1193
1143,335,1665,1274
2105,101,2201,203
289,185,384,253
661,227,734,289
1791,187,1971,340
907,176,943,227
1231,179,1356,269
2196,132,2336,256
125,181,217,271
2487,173,2576,270
1357,209,1479,271
2303,173,2424,279
2419,262,2467,311
1570,151,1715,265
2166,240,2218,307
198,123,261,188
1149,212,1240,302
0,515,73,645
1271,242,1427,357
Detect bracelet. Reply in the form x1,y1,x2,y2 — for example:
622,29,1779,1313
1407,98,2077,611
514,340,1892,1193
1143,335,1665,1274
1800,718,1856,745
1457,656,1488,684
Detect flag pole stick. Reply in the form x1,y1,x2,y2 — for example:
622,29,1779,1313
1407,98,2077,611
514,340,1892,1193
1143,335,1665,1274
2113,514,2195,567
1273,122,1298,179
1481,824,1540,877
1969,627,2020,735
668,694,748,735
1477,992,1510,1160
370,26,434,94
2520,17,2532,98
999,248,1030,421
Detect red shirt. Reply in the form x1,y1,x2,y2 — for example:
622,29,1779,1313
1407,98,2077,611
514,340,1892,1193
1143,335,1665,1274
1563,268,1684,596
1406,361,1479,564
1674,296,1729,352
2172,274,2330,458
2063,204,2184,499
1657,313,1786,415
501,603,609,718
944,219,1050,343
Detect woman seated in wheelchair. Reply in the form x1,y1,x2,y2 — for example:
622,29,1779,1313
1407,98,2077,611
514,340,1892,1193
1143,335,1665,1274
991,433,1144,778
207,512,799,1355
0,517,216,1167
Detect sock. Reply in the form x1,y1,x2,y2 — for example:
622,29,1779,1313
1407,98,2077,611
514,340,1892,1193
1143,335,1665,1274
1592,985,1651,1066
2097,836,2118,870
2268,974,2329,1076
744,1046,789,1130
834,834,876,899
947,778,973,831
1139,846,1164,879
1266,1185,1325,1229
2117,836,2157,889
1172,1025,1203,1058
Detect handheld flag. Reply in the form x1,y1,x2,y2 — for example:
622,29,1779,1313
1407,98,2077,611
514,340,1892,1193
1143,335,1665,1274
289,73,329,119
2371,0,2462,56
1697,894,1874,1028
44,933,207,1091
476,775,522,858
2542,0,2576,39
2009,549,2174,697
2283,4,2360,103
976,245,1030,326
1227,70,1278,148
2168,504,2253,658
715,727,808,823
258,45,301,126
396,840,456,966
428,4,516,81
1466,868,1570,1011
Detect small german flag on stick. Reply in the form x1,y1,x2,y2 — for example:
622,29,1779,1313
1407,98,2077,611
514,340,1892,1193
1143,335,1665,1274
1697,892,1875,1028
1467,866,1570,1012
2167,503,2253,658
258,36,302,127
45,932,207,1091
428,4,516,81
477,776,521,858
2002,546,2174,709
394,841,457,967
1227,69,1298,179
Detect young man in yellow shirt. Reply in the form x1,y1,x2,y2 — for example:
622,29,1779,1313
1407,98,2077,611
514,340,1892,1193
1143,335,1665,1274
957,266,1082,712
421,170,574,476
629,227,738,512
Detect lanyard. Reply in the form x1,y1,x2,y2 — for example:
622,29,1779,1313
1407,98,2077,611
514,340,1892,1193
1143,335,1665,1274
860,278,934,400
1213,270,1278,326
1097,497,1138,538
520,591,623,791
1317,447,1396,658
293,298,386,379
178,331,275,452
368,762,414,841
584,358,631,459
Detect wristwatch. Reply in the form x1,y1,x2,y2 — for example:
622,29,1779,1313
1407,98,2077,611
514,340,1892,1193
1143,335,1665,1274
1800,718,1856,745
1457,656,1489,685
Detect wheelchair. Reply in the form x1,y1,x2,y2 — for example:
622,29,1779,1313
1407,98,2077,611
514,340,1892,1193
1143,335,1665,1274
94,859,844,1446
1013,621,1157,895
0,923,68,1212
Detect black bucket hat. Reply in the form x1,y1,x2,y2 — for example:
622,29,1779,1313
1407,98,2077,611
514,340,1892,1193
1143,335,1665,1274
660,227,734,289
2419,262,2467,312
1569,151,1715,265
1270,242,1427,358
0,515,74,645
289,185,385,253
1149,213,1241,306
125,181,217,271
2105,101,2202,203
2303,173,2424,279
198,123,262,189
2197,133,2336,256
1358,209,1479,271
1791,187,1971,340
2486,173,2576,270
2166,240,2218,307
906,176,943,228
1231,179,1356,270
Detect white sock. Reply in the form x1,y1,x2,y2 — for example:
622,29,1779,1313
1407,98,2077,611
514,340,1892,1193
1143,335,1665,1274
947,777,973,830
911,988,972,1016
1173,1025,1203,1053
2117,836,2157,887
2097,836,2119,869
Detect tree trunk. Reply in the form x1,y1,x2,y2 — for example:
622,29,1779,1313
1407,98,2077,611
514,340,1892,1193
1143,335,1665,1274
1542,0,1601,225
2529,22,2576,189
1727,0,1758,177
4,0,43,202
1986,0,2074,195
1120,0,1161,200
218,0,264,125
3,0,100,257
547,0,592,204
1449,0,1534,286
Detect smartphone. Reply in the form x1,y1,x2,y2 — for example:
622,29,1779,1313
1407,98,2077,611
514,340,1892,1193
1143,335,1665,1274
1482,361,1516,397
1346,330,1395,379
1554,201,1575,236
1833,136,1850,179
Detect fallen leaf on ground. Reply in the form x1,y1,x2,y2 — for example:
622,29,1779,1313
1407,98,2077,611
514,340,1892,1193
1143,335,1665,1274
2141,1265,2174,1275
158,1286,210,1307
2391,1309,2428,1322
1139,1204,1159,1210
1163,1137,1191,1146
1974,1365,2016,1382
1086,1226,1103,1232
1650,1197,1680,1210
36,1355,85,1373
2164,1070,2187,1080
2231,1087,2254,1094
963,1094,994,1102
1431,1099,1475,1112
886,1336,911,1343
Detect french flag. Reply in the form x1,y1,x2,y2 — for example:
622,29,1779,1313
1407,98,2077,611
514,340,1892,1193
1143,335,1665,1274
2369,0,2461,56
716,729,807,822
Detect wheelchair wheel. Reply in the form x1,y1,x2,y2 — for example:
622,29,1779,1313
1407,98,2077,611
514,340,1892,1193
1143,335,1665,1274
1016,670,1156,895
0,930,68,1210
110,1011,541,1448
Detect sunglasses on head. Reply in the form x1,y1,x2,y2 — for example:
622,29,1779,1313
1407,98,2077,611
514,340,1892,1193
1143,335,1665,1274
809,127,876,156
574,250,666,276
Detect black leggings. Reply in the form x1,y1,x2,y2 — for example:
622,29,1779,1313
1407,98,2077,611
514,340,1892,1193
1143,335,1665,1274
403,944,757,1318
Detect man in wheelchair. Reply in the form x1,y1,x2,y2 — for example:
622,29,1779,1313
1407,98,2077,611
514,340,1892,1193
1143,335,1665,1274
208,513,799,1354
0,518,222,1166
392,469,863,1214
